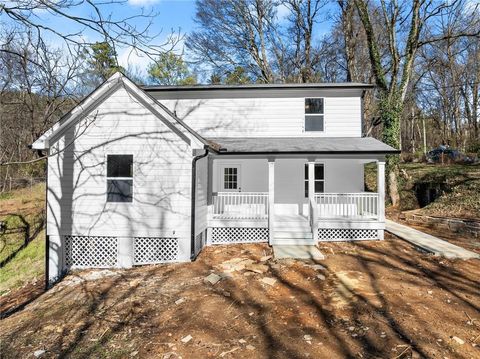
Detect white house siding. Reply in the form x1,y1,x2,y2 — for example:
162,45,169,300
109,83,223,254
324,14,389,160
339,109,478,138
212,158,364,216
153,89,362,138
46,85,193,281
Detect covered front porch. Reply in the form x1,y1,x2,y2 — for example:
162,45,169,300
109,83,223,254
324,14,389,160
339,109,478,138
202,137,396,246
205,154,391,246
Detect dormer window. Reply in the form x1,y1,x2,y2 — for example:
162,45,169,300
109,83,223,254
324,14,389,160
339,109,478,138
305,98,324,132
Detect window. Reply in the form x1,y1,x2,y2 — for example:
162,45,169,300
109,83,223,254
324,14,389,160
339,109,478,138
107,155,133,202
304,163,324,197
223,167,238,190
305,98,324,132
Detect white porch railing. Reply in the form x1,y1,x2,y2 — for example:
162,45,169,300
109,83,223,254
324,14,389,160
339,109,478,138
210,192,269,220
315,193,379,220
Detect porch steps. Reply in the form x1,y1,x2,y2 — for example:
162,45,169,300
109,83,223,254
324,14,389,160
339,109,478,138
272,215,314,245
274,231,313,239
273,239,315,245
272,229,315,245
274,221,310,231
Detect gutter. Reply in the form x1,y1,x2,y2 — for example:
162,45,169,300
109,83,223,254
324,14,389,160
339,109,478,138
214,150,401,155
190,146,209,260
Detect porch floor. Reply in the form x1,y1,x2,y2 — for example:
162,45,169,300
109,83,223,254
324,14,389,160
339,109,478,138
273,245,325,260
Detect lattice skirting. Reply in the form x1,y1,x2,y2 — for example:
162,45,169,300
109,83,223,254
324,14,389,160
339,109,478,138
210,227,269,245
133,237,179,265
318,228,379,241
65,235,118,268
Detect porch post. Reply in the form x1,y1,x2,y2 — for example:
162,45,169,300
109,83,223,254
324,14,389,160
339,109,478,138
268,159,275,245
308,161,318,242
377,160,386,240
308,162,315,207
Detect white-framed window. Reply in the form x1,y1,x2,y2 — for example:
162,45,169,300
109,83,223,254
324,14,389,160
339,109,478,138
106,154,133,202
221,165,240,191
304,98,324,132
224,167,238,190
304,163,324,197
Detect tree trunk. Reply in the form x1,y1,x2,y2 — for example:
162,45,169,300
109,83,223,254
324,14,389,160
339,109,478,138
422,114,427,155
411,107,415,153
339,0,357,82
379,93,402,206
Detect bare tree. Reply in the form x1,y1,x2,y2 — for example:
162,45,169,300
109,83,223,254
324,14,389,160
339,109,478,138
337,0,358,82
0,0,178,62
283,0,327,82
187,0,280,83
188,0,330,83
0,30,82,177
353,0,480,205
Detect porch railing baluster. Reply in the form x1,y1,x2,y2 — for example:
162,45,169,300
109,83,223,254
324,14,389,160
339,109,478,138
211,192,269,220
314,192,380,220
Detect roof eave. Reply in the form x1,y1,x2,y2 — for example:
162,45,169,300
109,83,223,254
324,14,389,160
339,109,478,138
215,150,400,155
142,83,376,92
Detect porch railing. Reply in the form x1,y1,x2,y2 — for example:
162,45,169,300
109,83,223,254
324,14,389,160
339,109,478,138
315,193,379,220
210,192,269,220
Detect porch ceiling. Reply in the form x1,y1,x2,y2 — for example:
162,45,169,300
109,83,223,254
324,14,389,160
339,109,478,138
208,137,400,154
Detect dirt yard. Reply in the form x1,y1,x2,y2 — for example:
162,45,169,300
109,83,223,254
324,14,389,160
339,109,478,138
0,235,479,359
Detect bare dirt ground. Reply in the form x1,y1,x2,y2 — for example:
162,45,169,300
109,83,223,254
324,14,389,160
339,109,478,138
1,235,479,359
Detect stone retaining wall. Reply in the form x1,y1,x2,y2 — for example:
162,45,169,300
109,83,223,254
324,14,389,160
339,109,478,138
403,213,480,238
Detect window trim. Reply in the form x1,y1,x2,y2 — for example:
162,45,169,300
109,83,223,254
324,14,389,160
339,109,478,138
219,164,241,192
304,162,325,198
106,154,134,203
304,97,325,133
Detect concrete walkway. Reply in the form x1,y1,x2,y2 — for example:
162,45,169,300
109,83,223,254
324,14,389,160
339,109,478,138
273,245,325,260
386,219,480,260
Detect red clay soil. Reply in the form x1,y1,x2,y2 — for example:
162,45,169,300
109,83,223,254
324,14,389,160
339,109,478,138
0,278,44,316
0,235,479,359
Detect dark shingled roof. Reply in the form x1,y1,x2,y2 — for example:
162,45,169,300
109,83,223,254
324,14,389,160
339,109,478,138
143,82,374,92
207,137,399,154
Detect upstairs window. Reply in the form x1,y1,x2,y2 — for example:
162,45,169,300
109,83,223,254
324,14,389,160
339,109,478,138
305,98,324,132
107,155,133,202
304,163,325,197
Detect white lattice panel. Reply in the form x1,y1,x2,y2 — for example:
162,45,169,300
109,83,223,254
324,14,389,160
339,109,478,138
210,227,268,244
318,229,378,241
133,237,179,265
65,235,118,268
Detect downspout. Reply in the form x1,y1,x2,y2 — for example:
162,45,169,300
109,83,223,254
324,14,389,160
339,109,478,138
190,146,209,260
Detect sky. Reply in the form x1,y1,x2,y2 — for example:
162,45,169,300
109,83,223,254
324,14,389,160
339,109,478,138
30,0,200,71
2,0,336,78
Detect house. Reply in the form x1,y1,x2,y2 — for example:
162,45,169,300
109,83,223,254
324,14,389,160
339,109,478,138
32,72,399,284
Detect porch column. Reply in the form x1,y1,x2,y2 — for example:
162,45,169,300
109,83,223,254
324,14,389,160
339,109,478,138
377,160,386,222
268,159,275,245
308,161,318,241
308,161,315,208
